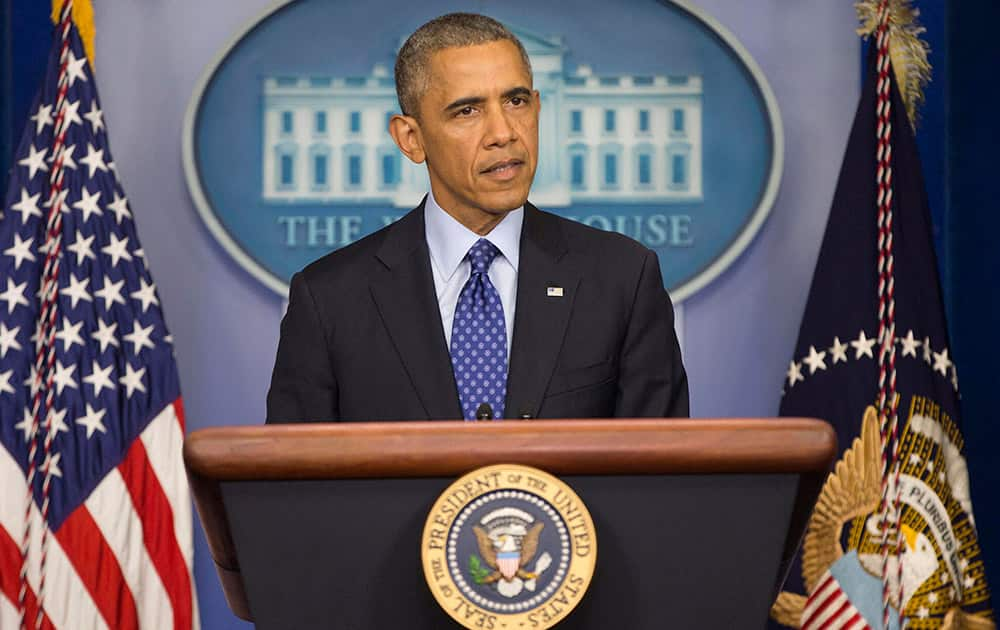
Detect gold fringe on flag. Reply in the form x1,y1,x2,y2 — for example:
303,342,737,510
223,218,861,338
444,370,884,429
51,0,96,68
856,0,931,129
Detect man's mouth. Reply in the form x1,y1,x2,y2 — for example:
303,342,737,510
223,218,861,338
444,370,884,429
481,159,524,177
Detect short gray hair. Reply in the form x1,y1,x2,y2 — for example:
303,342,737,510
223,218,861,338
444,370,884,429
394,13,532,118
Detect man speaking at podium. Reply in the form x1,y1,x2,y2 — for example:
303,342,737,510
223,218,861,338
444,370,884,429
266,13,688,423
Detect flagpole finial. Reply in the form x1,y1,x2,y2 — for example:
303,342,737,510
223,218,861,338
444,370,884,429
51,0,96,68
855,0,931,129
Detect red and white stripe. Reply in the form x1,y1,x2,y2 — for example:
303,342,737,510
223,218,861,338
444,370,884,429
1,400,198,629
1,444,107,630
801,573,874,630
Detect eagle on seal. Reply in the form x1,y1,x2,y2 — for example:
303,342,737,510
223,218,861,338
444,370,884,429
473,522,544,584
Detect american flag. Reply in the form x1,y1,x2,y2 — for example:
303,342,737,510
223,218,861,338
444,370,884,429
0,4,198,629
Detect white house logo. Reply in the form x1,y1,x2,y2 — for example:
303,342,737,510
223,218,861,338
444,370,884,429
183,0,782,301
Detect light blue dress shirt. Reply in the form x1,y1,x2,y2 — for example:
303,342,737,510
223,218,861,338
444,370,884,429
424,191,523,355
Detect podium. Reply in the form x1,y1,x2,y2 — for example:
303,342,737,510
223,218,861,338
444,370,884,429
183,418,835,629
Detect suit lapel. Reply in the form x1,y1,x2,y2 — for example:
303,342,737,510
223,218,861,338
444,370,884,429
505,204,579,418
369,203,462,420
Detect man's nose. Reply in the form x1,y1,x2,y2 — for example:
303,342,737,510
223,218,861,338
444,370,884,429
484,106,516,147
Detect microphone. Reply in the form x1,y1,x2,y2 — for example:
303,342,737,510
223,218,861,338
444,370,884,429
475,403,494,420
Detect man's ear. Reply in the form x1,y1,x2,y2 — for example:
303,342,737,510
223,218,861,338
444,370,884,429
389,114,426,164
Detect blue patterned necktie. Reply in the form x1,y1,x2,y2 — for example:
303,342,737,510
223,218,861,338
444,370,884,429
450,238,508,420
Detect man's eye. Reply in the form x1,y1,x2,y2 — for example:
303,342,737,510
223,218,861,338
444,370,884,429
510,97,525,106
457,106,475,116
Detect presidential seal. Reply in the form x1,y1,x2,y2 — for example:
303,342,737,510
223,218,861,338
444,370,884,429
772,401,995,629
422,464,597,629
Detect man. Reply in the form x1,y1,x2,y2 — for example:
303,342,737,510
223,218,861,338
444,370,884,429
266,13,688,423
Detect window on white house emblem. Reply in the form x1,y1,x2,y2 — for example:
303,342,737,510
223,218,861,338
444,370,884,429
672,154,687,186
280,154,294,186
638,110,650,133
313,154,327,187
349,155,362,186
571,154,585,187
382,153,398,186
672,109,685,133
638,153,651,185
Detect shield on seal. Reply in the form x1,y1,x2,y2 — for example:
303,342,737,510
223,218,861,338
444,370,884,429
497,551,520,581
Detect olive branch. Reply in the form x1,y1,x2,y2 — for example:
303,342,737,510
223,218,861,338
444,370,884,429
468,555,490,584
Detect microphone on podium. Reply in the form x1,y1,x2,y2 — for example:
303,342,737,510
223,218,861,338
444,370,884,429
475,403,494,420
473,403,533,420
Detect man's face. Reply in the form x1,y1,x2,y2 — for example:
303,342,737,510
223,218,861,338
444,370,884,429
409,40,540,221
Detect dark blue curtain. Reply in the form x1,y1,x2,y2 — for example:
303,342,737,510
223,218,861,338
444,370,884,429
1,1,52,201
910,0,999,590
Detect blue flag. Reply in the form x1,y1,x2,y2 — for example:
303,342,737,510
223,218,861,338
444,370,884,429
771,47,994,629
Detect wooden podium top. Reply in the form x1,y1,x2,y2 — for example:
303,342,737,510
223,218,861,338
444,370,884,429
185,417,835,479
183,418,835,621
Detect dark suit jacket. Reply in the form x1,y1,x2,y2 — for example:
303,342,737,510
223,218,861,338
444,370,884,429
266,201,688,422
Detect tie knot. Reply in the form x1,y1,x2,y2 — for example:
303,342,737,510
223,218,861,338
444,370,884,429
467,238,500,274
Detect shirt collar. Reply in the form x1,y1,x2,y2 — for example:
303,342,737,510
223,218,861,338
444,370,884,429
424,190,523,282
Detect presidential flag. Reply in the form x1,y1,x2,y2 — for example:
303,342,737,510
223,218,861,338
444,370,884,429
0,2,198,628
770,3,993,629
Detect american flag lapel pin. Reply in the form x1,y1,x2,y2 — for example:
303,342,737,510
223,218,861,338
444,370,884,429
547,286,564,297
